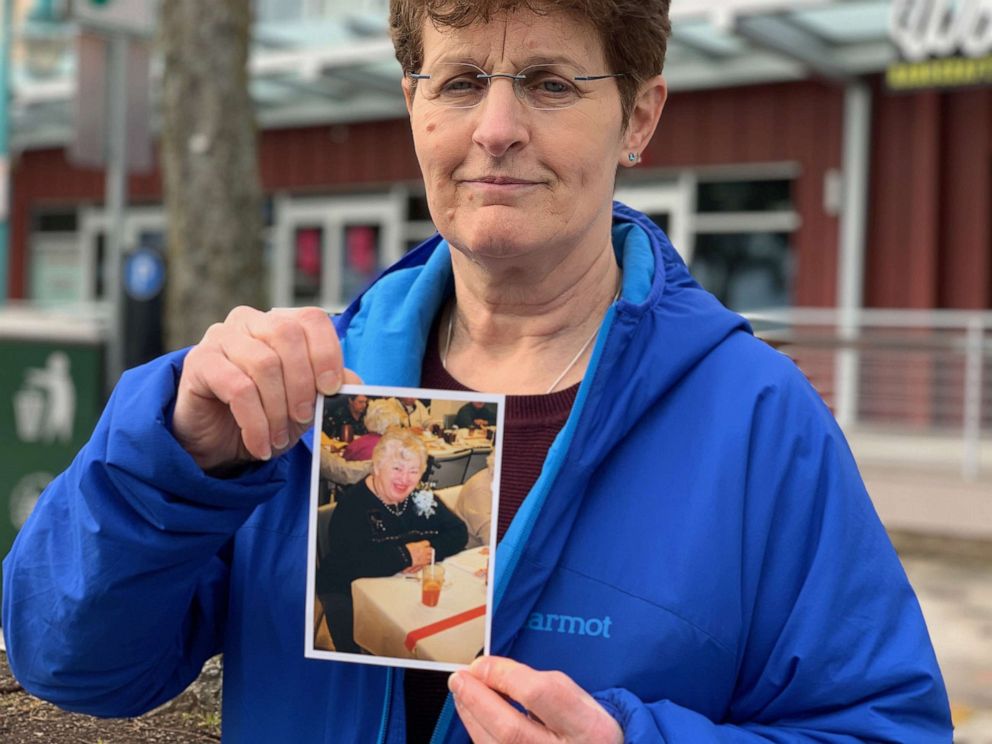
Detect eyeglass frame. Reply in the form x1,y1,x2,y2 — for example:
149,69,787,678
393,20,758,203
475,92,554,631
407,62,626,110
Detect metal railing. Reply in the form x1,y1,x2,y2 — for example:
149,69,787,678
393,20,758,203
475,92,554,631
747,308,992,481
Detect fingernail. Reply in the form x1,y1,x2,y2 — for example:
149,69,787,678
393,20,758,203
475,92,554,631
468,657,488,675
272,430,290,450
295,402,315,424
448,672,463,696
259,445,272,461
317,370,340,395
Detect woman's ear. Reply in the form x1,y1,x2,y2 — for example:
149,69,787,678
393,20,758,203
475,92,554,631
402,76,415,116
619,75,667,167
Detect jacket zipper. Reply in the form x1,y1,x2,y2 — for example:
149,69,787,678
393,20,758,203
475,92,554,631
427,307,619,744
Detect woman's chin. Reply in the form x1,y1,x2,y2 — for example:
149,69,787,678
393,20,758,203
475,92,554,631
450,226,543,263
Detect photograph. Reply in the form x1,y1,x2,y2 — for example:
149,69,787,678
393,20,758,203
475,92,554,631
305,385,504,672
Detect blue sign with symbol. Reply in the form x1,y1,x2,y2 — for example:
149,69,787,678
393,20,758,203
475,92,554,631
124,248,166,301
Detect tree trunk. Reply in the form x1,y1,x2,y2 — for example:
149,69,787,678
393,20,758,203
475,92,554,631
159,0,265,349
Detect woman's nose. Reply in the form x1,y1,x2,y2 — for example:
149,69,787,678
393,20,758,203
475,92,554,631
471,78,530,158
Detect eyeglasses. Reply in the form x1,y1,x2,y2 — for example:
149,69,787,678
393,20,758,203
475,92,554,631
408,62,625,111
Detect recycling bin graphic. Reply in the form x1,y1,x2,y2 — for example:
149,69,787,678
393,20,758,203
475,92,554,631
0,309,106,614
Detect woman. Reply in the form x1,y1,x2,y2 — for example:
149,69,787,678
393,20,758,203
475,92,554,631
318,429,468,653
3,1,950,743
397,396,434,432
341,396,407,460
453,401,496,430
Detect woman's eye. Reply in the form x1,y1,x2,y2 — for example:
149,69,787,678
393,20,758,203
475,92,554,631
539,78,570,93
523,71,578,103
441,76,483,93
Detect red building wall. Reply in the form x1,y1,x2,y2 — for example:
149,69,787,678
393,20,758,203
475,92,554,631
8,79,991,312
866,82,992,309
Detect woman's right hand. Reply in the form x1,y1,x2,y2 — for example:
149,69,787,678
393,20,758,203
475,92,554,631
405,540,433,569
173,306,360,473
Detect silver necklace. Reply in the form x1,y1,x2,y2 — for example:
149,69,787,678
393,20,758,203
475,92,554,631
370,477,408,516
441,272,622,395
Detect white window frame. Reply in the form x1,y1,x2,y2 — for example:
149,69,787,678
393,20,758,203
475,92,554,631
615,173,697,263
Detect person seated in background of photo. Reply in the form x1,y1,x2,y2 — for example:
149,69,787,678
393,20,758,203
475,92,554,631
317,429,468,653
342,397,407,461
324,393,369,440
396,396,434,432
459,451,494,549
454,401,496,430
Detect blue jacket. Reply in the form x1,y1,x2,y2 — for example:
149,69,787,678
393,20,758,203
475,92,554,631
3,204,951,742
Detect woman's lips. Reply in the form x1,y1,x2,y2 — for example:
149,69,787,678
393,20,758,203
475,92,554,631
463,177,541,195
474,176,537,185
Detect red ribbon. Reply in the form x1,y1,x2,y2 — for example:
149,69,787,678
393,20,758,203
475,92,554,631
404,605,487,652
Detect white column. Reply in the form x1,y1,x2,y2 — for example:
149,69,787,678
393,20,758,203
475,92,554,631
105,34,129,386
834,82,871,429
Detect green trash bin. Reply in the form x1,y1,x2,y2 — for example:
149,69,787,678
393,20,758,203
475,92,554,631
0,307,106,613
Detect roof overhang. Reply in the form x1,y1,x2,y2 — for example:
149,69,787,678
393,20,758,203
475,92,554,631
8,0,903,152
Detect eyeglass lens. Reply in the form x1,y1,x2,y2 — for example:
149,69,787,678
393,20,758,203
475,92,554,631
418,63,595,110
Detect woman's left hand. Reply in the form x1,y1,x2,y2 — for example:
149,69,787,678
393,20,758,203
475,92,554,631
405,540,433,569
449,657,622,744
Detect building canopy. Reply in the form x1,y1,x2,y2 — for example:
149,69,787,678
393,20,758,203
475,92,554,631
2,0,922,150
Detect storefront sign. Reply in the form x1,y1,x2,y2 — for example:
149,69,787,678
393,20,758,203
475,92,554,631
888,0,992,90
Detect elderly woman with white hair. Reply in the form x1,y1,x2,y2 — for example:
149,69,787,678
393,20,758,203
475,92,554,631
317,428,468,653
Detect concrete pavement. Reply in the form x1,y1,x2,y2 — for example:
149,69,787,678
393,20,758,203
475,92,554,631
852,428,992,742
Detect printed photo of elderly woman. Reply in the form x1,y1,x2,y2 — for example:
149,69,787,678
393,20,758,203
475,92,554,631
311,388,501,669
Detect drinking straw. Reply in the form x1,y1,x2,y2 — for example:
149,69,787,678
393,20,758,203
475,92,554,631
431,548,436,568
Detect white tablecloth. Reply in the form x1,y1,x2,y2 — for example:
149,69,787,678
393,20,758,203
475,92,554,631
352,547,489,664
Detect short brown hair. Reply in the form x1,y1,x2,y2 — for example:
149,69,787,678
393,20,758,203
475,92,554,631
389,0,671,129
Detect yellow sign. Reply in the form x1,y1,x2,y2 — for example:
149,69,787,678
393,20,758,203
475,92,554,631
886,54,992,90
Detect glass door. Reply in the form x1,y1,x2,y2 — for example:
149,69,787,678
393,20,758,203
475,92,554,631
78,207,166,302
273,194,403,311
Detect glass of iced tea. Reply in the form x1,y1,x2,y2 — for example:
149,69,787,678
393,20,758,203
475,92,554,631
421,564,445,607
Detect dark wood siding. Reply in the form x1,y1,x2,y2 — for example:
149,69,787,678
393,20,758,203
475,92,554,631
866,82,992,310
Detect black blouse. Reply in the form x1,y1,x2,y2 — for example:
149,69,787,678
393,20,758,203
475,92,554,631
317,478,468,595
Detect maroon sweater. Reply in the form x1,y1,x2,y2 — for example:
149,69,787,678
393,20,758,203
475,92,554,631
404,322,579,744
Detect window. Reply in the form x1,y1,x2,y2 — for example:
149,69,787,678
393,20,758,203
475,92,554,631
293,226,323,306
341,223,381,302
689,175,798,311
34,209,78,233
404,190,437,252
692,232,793,311
697,179,791,213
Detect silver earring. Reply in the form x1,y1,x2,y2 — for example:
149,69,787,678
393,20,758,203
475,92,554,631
628,152,638,163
